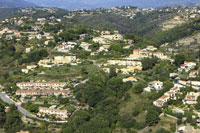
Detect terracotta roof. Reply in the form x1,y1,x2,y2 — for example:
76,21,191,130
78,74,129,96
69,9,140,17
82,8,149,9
126,77,137,80
171,88,180,91
134,49,143,51
160,95,169,99
155,100,164,103
186,95,195,99
149,81,162,84
166,91,176,95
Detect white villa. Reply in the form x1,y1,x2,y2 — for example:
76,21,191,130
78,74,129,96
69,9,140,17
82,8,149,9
144,81,163,92
178,61,196,72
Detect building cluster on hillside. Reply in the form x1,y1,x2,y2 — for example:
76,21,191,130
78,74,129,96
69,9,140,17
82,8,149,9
103,45,174,74
37,107,68,120
55,42,78,52
16,89,70,97
178,61,196,72
128,46,173,62
0,27,21,40
92,30,123,44
2,6,200,126
105,59,142,74
16,81,69,98
16,82,67,90
177,80,200,90
154,64,200,107
153,87,182,107
184,92,200,105
21,65,37,74
38,56,77,67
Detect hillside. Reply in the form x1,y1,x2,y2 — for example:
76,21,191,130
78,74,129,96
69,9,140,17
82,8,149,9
1,6,200,133
0,8,19,19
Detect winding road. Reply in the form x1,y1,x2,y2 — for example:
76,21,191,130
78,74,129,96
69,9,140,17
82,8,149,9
0,92,66,123
0,92,37,118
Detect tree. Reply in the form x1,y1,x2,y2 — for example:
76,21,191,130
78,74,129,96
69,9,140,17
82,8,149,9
62,127,73,133
0,104,5,128
121,115,136,128
146,108,160,126
47,41,56,47
186,114,192,123
109,67,117,78
155,128,170,133
124,93,131,101
142,57,158,70
174,54,185,66
197,96,200,103
133,81,147,94
177,118,182,125
195,102,200,110
4,104,23,132
54,35,60,43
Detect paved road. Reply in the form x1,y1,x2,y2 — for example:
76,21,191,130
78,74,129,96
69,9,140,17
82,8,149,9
0,92,67,123
0,92,37,118
74,79,89,87
0,92,13,104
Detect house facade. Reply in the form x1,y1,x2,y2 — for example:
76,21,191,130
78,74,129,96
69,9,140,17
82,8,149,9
37,107,68,120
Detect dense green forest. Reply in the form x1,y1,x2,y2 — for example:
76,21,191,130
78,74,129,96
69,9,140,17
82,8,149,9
71,10,174,37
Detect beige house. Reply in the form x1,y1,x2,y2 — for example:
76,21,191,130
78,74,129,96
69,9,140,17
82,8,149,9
129,49,150,59
103,68,110,73
80,42,91,51
37,107,68,119
25,46,33,53
53,56,76,64
153,95,170,107
93,37,108,44
38,56,76,67
189,70,199,78
101,34,123,41
16,82,66,90
123,77,137,82
116,66,142,74
184,92,200,104
17,131,29,133
21,69,29,74
107,59,142,67
153,52,165,59
153,99,166,107
145,45,157,51
38,59,52,68
164,91,177,100
99,45,110,52
27,65,37,70
101,31,110,35
16,89,70,97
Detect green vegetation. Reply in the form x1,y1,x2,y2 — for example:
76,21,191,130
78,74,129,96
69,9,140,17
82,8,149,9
1,5,200,133
0,101,23,133
151,19,200,46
